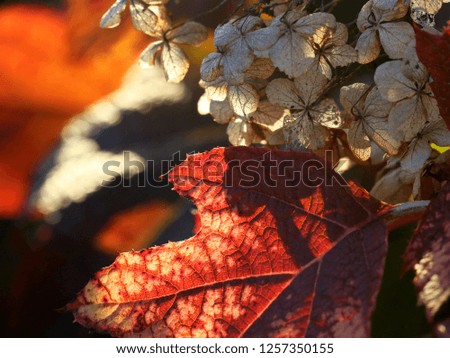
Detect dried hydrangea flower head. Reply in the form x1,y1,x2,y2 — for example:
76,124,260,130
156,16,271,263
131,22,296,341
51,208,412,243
374,50,440,142
100,0,207,83
356,0,414,63
266,71,342,150
340,84,399,160
140,22,208,83
97,0,450,205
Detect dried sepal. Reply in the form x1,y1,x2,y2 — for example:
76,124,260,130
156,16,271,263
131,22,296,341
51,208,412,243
378,22,415,60
167,22,209,46
227,117,259,145
247,11,337,78
375,59,440,141
400,120,450,173
226,100,288,146
99,0,171,34
371,165,416,204
130,0,170,37
347,119,372,161
372,0,403,11
340,84,399,160
228,83,260,117
356,0,414,64
401,40,428,82
266,72,341,149
200,52,223,82
139,40,163,68
210,100,235,124
100,0,127,28
210,15,264,82
304,22,357,79
197,93,211,116
160,43,190,83
265,78,300,110
248,100,286,132
140,21,207,83
285,113,332,150
202,77,229,102
197,93,234,124
244,58,276,80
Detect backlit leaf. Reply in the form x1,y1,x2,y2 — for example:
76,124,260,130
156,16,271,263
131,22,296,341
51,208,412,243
68,147,389,337
404,181,450,323
415,23,450,131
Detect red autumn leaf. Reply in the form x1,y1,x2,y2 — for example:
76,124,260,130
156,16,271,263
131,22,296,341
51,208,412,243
415,22,450,130
403,181,450,323
0,2,148,217
67,147,389,337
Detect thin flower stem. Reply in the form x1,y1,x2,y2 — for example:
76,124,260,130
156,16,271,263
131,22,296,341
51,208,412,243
384,200,430,232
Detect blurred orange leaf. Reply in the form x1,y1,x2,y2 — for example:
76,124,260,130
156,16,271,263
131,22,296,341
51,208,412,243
0,2,149,217
94,201,179,255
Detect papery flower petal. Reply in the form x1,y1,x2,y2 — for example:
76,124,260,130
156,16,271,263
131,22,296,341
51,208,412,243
379,22,414,60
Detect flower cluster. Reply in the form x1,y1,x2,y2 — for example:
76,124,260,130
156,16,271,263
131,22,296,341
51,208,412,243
99,0,450,204
100,0,208,82
198,8,356,146
196,0,450,203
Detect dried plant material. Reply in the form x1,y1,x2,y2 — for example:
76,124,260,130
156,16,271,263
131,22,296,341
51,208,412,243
160,44,190,83
140,21,208,82
130,1,164,36
244,58,276,80
356,0,414,64
139,41,162,67
197,92,210,116
400,120,450,173
266,72,341,149
249,100,286,132
101,1,207,83
374,59,440,142
212,16,264,82
27,0,450,339
200,57,274,126
200,52,223,82
101,0,170,36
340,84,399,160
307,23,358,79
247,11,337,78
210,100,235,124
372,0,402,10
227,117,259,145
100,0,127,28
371,165,416,204
410,0,450,27
225,99,286,146
228,83,260,117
